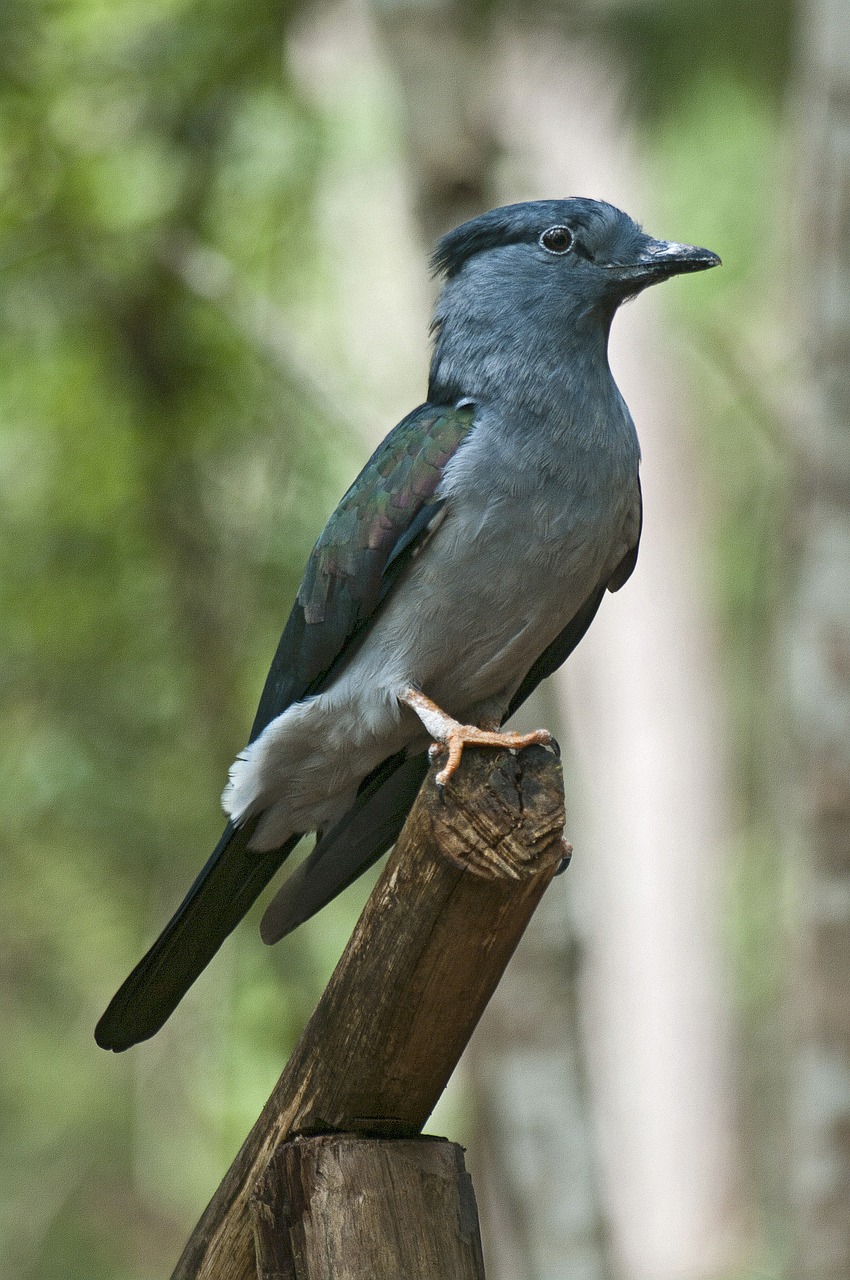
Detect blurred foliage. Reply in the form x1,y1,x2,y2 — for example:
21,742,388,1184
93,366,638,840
1,0,795,1276
647,70,789,803
603,0,793,114
0,0,364,1276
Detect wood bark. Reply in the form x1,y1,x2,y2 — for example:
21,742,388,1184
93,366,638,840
251,1135,485,1280
172,743,564,1280
789,3,850,1276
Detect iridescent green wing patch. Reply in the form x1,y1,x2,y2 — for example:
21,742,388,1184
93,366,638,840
250,401,475,740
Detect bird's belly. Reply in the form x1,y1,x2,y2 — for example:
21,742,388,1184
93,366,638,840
338,492,629,719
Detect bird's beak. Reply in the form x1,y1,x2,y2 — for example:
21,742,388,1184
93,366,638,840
619,237,721,287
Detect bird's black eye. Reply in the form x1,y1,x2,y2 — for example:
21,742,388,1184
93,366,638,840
539,225,574,255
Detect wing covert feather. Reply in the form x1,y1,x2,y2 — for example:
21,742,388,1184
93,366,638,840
250,402,475,741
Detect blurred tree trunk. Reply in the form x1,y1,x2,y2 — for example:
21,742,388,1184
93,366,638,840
376,9,747,1280
788,3,850,1277
487,30,747,1280
465,810,614,1280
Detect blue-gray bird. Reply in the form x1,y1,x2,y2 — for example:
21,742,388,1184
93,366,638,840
96,198,719,1051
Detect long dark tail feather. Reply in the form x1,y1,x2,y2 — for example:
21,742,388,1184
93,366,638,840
95,820,300,1052
259,754,429,943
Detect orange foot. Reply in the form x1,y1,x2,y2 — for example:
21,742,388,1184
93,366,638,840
399,687,557,790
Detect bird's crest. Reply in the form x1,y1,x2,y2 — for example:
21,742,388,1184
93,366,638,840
431,207,533,279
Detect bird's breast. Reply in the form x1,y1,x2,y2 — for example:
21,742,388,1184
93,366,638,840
349,442,638,718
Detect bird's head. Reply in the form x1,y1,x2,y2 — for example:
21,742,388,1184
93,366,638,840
432,198,720,311
428,198,719,404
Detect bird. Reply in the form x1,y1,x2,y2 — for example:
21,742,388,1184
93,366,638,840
96,197,719,1051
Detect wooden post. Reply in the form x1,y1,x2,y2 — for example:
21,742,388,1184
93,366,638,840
172,743,566,1280
251,1136,486,1280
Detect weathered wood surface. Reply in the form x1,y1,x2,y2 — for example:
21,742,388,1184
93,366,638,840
251,1135,486,1279
172,743,565,1280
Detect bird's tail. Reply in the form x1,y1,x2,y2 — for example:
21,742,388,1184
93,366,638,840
95,821,299,1052
259,753,429,943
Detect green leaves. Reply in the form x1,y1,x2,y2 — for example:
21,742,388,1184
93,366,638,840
0,2,342,1275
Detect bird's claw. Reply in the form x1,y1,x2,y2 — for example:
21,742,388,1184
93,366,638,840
406,688,556,793
428,741,448,801
548,734,561,760
554,837,573,874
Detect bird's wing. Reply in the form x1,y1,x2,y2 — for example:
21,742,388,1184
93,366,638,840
249,400,476,741
605,474,642,594
258,487,643,942
95,401,476,1051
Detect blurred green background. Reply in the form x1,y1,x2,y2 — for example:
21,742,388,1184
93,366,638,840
1,0,832,1277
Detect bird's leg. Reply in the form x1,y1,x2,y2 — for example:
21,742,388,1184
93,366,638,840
399,687,555,789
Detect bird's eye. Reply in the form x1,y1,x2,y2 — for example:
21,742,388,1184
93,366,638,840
539,225,574,255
